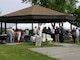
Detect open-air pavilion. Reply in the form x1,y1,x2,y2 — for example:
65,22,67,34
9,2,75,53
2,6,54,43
0,5,75,34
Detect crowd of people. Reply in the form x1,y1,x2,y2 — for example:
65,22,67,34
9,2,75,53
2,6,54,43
42,25,65,43
6,26,41,43
6,25,80,44
7,27,23,43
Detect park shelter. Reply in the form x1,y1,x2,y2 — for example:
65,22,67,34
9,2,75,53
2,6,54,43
0,5,76,34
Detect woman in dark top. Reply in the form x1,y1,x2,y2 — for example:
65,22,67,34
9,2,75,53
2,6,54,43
55,26,60,42
59,26,64,43
71,28,76,43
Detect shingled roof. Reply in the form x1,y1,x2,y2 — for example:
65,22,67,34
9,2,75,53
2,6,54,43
4,5,66,16
0,5,75,23
0,5,76,34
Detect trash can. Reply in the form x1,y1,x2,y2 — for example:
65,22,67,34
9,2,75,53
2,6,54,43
35,35,42,46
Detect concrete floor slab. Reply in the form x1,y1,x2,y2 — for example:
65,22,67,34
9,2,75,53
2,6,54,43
29,43,80,60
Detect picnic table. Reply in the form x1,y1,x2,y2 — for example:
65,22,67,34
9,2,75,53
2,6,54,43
0,34,8,44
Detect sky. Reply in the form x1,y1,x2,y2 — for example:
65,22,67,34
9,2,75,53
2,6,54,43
0,0,80,15
0,0,31,15
0,0,31,28
0,0,80,30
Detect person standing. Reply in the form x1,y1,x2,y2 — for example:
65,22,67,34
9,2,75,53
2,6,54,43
55,26,60,42
16,29,21,42
71,27,76,43
24,29,30,42
42,27,47,42
37,27,41,36
46,27,52,42
12,29,16,43
59,26,64,43
33,26,38,35
47,27,51,34
76,28,79,44
7,27,14,43
51,25,55,42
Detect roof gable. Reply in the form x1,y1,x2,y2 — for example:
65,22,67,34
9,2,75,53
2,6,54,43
4,5,66,16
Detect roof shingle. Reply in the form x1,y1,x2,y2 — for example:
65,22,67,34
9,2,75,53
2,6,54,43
4,5,67,16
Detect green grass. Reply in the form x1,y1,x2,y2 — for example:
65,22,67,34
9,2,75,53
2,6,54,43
64,40,80,45
41,42,62,47
64,40,75,44
0,42,58,60
28,42,62,47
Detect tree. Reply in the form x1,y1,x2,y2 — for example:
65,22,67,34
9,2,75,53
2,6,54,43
22,0,80,26
66,0,78,14
73,6,80,26
22,0,78,14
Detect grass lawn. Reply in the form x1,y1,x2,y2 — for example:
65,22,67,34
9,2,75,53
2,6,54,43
64,40,80,45
0,42,58,60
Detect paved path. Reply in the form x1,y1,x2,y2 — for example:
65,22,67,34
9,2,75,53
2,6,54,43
29,43,80,60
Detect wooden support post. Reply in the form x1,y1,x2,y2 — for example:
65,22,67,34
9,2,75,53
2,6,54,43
4,22,6,34
51,22,55,28
32,22,33,33
1,22,2,34
38,23,39,28
61,21,63,28
59,22,60,27
15,23,17,30
54,22,55,26
70,23,72,31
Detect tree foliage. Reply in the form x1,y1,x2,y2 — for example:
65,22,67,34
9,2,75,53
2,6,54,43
22,0,80,26
74,6,80,26
22,0,78,13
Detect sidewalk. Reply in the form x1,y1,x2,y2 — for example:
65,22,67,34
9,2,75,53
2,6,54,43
29,43,80,60
53,43,80,47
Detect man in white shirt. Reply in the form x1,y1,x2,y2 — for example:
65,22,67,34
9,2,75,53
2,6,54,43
51,25,55,42
33,26,38,35
76,28,79,43
7,27,14,43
